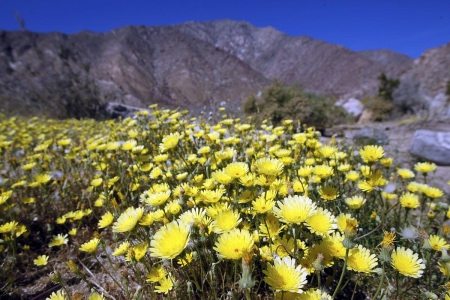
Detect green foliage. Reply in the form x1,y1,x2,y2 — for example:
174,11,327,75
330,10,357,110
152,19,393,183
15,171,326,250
377,73,399,101
243,82,350,129
362,95,395,122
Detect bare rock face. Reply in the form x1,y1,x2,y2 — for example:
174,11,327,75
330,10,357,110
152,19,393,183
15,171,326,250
410,130,450,165
394,43,450,116
336,98,364,118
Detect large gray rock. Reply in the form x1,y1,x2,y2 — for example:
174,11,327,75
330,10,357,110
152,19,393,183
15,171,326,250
336,98,364,118
410,130,450,165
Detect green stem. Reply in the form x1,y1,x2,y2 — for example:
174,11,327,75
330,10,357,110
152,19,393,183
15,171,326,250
332,247,350,298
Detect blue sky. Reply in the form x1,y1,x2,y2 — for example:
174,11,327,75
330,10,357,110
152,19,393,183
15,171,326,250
0,0,449,57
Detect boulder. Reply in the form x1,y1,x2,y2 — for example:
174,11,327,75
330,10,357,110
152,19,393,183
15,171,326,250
345,127,389,145
101,102,144,119
409,130,450,165
336,98,364,118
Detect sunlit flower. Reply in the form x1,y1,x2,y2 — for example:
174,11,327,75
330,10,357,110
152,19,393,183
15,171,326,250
34,255,49,266
150,221,190,259
79,238,100,253
214,229,254,260
112,207,144,233
347,245,378,273
391,247,425,278
264,256,308,293
359,145,384,163
273,195,317,224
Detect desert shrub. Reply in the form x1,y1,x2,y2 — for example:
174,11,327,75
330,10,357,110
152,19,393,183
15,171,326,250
361,95,395,121
377,73,399,101
243,82,350,130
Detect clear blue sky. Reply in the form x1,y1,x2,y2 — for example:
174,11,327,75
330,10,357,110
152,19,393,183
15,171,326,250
1,0,449,57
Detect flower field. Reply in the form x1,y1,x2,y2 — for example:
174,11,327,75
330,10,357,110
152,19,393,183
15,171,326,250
1,106,449,299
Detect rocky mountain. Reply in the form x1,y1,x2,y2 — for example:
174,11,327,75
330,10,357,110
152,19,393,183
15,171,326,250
177,21,412,97
0,25,268,117
393,42,450,117
1,20,445,119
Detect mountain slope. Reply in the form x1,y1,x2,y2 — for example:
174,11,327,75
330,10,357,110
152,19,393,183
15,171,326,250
0,20,428,118
0,26,268,117
176,20,412,97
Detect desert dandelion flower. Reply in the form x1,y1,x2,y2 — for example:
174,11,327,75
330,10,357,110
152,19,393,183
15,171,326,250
150,221,190,259
214,228,254,260
347,245,378,273
33,255,49,266
273,195,317,224
254,157,284,177
79,238,100,253
305,208,336,236
391,247,425,278
112,207,144,233
359,145,384,163
264,256,308,293
98,211,114,229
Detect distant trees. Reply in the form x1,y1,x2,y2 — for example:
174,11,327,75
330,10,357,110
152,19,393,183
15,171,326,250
377,73,399,101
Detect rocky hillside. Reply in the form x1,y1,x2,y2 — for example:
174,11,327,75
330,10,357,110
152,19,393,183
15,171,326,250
177,21,412,97
393,42,450,117
1,20,447,119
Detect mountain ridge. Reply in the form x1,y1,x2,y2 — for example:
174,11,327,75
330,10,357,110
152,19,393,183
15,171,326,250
0,20,447,118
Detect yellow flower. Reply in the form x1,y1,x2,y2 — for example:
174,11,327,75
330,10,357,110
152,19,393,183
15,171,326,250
399,192,420,209
427,235,449,251
200,188,225,203
0,221,18,234
129,242,148,261
159,133,181,152
224,162,249,179
90,178,103,187
46,290,67,300
214,229,254,260
33,255,49,266
150,221,190,259
380,231,396,248
113,241,130,256
79,238,100,253
345,195,366,209
391,247,425,278
305,208,336,236
336,214,358,236
318,185,339,201
313,165,334,179
98,211,114,229
347,245,378,273
422,186,444,199
254,157,284,177
147,265,167,283
259,213,284,239
321,233,346,259
273,195,317,224
49,234,68,247
414,162,436,173
0,190,12,205
359,145,384,163
88,292,105,300
211,209,241,233
397,168,415,179
112,207,144,233
264,256,308,293
155,275,174,294
177,252,195,267
252,191,276,214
